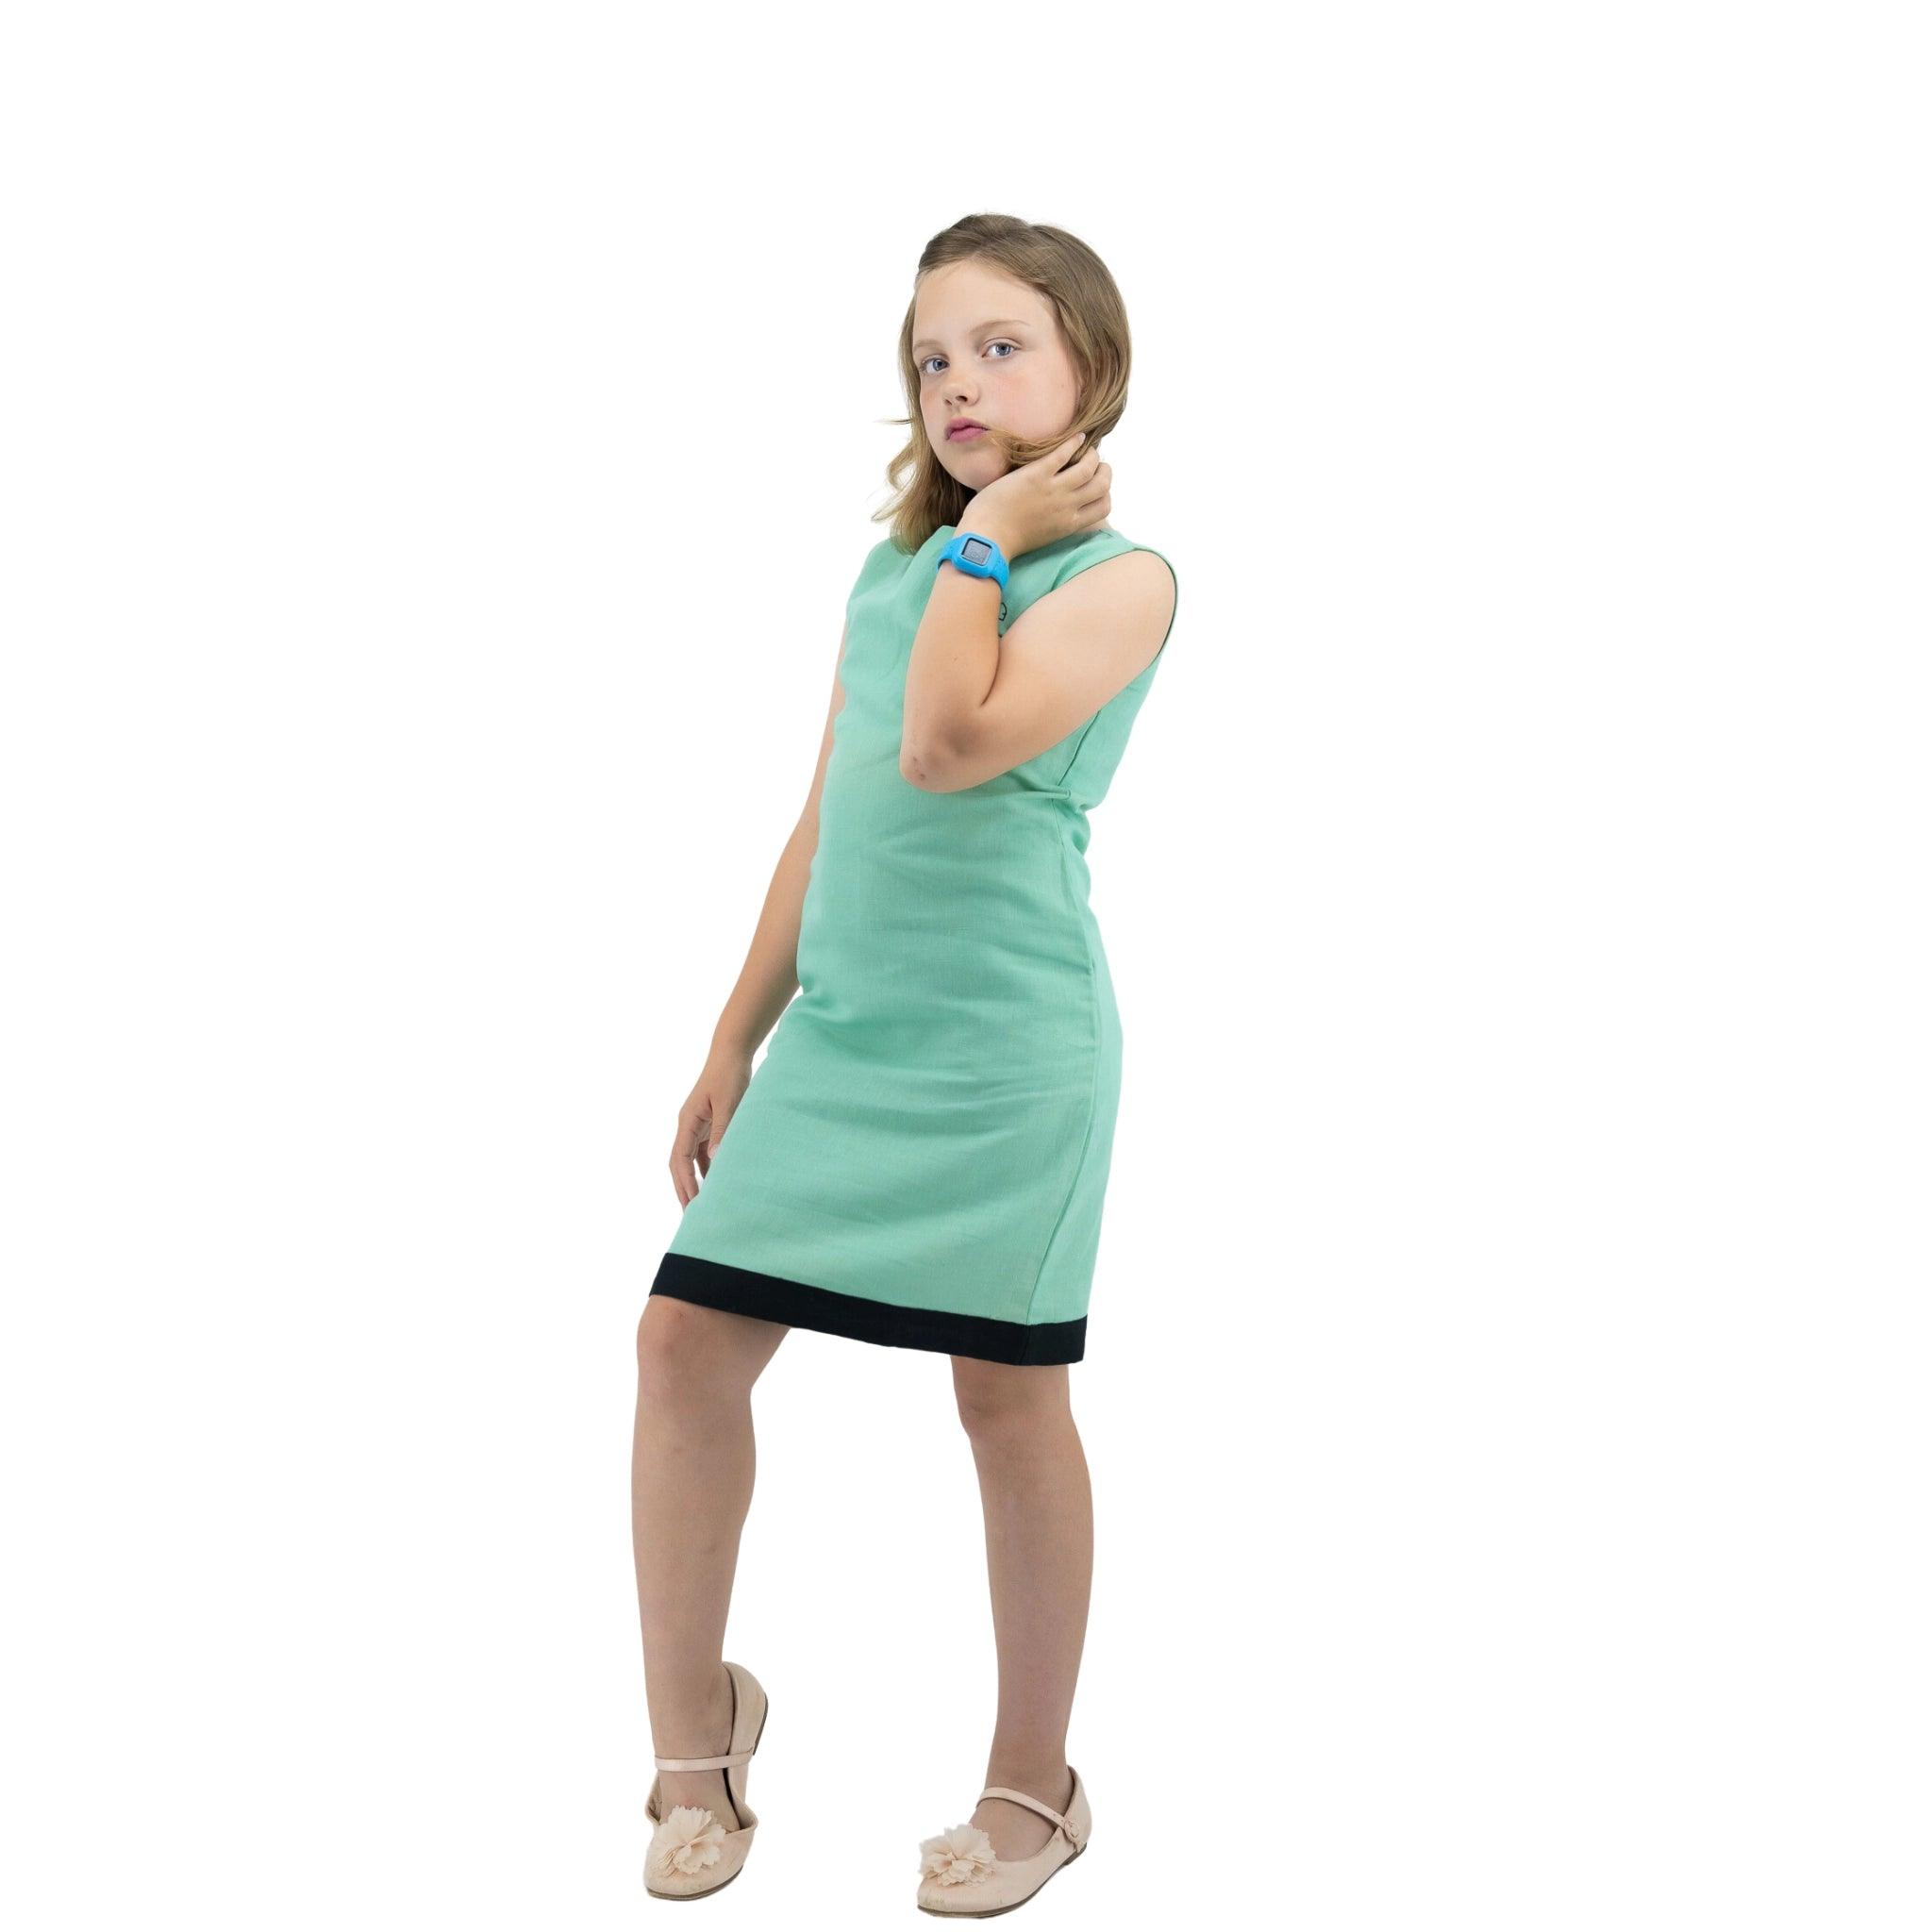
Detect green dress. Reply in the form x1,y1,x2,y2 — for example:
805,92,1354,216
651,521,1178,1363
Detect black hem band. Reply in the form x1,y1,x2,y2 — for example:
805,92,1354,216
649,1252,1086,1365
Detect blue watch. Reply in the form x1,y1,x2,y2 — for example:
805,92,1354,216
936,528,1010,593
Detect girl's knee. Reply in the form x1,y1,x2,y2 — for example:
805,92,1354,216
950,1357,1069,1438
637,1295,741,1407
636,1293,784,1407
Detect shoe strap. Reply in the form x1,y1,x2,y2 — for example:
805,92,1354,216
656,1665,755,1774
655,1746,753,1772
976,1783,1085,1850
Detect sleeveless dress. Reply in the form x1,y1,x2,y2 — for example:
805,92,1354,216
649,521,1178,1364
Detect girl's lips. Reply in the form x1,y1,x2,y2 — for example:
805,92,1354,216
948,425,988,441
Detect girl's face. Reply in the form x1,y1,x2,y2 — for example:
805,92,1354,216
913,259,1080,495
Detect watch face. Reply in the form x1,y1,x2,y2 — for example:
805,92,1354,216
961,537,993,565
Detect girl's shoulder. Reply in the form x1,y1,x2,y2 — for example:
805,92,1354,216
858,523,949,572
849,531,918,601
1041,525,1176,595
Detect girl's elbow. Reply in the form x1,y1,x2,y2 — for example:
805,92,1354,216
899,730,970,791
899,741,945,791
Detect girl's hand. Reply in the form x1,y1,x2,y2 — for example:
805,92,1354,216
960,431,1111,562
669,1048,752,1207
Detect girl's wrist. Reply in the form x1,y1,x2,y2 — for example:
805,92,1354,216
958,514,1024,562
708,1025,758,1067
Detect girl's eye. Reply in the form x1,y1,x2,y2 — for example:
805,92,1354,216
920,341,1019,375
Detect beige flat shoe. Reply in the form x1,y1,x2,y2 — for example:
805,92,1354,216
643,1660,770,1902
915,1764,1091,1917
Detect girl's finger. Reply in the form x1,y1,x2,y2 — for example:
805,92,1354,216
671,1112,708,1202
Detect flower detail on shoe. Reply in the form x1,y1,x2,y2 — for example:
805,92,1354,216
919,1823,998,1886
651,1804,728,1878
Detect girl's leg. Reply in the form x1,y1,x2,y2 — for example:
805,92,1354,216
632,1294,789,1828
948,1357,1092,1860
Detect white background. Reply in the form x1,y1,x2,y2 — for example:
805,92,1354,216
3,3,1925,1925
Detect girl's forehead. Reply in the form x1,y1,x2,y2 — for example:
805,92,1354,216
913,294,1054,348
912,310,1038,350
916,266,1041,321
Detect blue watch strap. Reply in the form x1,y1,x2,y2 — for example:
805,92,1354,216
936,529,1010,593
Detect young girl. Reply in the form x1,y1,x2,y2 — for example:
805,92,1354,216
632,213,1178,1913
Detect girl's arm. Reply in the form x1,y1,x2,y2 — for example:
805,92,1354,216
670,622,848,1205
901,436,1174,791
707,618,849,1063
900,549,1174,793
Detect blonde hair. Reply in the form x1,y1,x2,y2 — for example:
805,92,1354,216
875,213,1132,556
